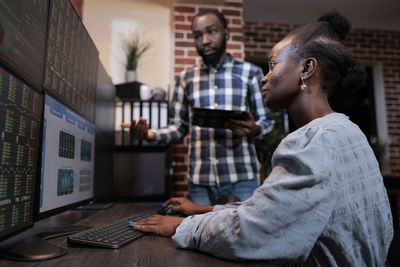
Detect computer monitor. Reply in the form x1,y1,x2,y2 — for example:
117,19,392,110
38,94,95,218
0,0,49,91
0,0,101,261
0,66,43,241
43,0,98,122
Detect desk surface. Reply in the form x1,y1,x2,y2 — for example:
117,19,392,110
0,202,271,267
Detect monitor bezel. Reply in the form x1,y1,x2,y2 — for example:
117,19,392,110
34,198,92,221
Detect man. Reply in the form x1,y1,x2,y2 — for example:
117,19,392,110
127,9,273,205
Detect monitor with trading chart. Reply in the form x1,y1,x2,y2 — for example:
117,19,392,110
39,94,95,217
0,66,43,241
0,0,49,91
43,0,98,122
0,0,102,261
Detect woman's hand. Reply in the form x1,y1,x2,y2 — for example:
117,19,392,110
133,215,184,237
164,197,213,216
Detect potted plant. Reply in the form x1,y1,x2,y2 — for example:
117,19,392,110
121,33,151,82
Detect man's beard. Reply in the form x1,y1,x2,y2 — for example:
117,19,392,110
198,37,226,67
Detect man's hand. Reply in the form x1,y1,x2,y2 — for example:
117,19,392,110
134,215,184,237
225,112,260,137
120,118,155,140
164,197,213,216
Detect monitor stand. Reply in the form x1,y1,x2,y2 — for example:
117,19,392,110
5,237,66,261
3,224,90,261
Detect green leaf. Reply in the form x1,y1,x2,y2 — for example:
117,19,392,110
121,33,151,71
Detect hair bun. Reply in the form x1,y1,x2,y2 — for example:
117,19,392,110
341,64,366,91
318,11,351,40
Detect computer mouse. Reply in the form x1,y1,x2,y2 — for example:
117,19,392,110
156,202,182,216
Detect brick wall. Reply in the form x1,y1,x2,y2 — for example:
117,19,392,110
244,21,400,177
70,0,84,19
171,0,244,197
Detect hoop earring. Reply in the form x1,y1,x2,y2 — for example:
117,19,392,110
300,76,307,91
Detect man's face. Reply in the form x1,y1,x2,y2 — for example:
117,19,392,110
192,13,228,66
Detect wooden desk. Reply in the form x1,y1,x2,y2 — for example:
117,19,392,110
0,202,270,267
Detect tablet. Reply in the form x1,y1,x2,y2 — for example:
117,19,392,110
192,108,249,128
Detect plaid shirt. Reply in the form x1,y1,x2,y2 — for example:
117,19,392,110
153,54,273,186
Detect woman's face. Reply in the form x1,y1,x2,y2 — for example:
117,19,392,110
260,37,302,110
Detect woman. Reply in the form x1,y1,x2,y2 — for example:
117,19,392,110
133,11,393,265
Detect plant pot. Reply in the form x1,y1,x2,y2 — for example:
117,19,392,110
125,70,137,82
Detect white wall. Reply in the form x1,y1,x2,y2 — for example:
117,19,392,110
83,0,174,90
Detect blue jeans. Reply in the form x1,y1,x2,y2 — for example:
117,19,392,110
188,179,259,206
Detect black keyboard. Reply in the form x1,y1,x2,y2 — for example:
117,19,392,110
67,213,151,249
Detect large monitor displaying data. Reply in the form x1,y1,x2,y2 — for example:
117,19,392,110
39,94,95,216
0,66,43,240
0,0,49,91
43,0,98,122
